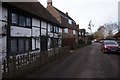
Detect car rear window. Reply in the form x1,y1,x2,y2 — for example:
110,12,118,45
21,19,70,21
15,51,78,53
104,41,118,45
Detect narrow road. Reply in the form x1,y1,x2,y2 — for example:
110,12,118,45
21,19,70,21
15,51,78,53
26,43,118,78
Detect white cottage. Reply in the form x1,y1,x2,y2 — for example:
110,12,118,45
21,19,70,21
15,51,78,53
0,2,62,59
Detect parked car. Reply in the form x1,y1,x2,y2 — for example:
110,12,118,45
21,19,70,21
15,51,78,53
101,40,120,53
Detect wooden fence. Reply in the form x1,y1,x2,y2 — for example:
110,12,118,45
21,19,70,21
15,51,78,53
2,46,70,78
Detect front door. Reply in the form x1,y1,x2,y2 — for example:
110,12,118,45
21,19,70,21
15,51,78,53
41,36,47,51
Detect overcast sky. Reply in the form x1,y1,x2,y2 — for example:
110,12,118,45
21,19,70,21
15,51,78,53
38,0,119,32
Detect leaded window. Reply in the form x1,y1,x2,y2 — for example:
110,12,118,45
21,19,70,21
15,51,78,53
12,13,18,25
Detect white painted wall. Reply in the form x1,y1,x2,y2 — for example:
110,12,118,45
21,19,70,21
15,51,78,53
0,3,7,80
32,38,35,50
0,3,2,80
32,18,41,50
11,26,31,37
32,38,40,50
0,4,2,34
2,7,7,21
48,23,51,32
32,18,40,27
36,39,40,49
54,33,58,38
32,27,40,37
41,21,47,29
41,29,46,36
48,33,53,37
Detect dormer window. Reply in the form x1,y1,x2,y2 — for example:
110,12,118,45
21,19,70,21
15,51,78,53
68,19,72,25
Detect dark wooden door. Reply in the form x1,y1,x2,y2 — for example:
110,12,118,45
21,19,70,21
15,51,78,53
41,36,47,51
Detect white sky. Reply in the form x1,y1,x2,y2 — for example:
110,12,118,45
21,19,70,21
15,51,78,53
38,0,119,32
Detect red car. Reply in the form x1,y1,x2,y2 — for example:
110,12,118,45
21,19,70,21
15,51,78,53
101,40,120,53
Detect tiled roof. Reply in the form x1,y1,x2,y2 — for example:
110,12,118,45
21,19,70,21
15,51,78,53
3,2,62,27
53,7,79,31
53,7,75,22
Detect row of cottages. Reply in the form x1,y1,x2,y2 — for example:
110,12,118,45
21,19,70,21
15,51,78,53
79,29,87,44
0,2,63,59
47,0,79,49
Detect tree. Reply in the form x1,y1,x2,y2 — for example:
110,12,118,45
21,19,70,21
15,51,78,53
104,23,119,39
93,31,99,39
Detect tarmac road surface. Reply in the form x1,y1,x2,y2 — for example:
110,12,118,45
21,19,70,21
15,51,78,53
26,42,119,78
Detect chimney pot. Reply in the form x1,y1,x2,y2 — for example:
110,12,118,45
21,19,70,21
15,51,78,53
66,12,68,15
47,0,52,6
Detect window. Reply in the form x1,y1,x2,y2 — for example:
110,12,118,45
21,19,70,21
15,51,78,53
41,21,47,29
54,26,59,33
50,25,53,32
48,25,53,32
55,27,59,33
25,39,30,51
11,39,17,52
68,19,72,24
41,29,46,36
19,16,26,26
11,13,32,28
18,39,24,52
73,30,76,35
26,17,31,27
11,38,31,54
12,13,18,25
59,28,62,33
64,28,68,33
48,24,51,32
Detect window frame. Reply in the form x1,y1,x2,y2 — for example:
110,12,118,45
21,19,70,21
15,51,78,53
19,15,26,27
11,37,32,55
11,12,32,28
11,13,18,26
26,17,32,27
68,19,72,25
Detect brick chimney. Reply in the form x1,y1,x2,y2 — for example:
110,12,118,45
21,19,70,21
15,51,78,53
47,0,52,6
